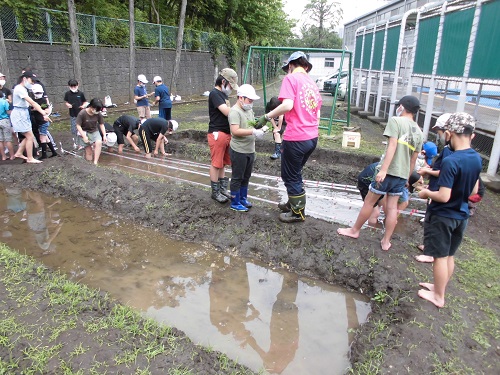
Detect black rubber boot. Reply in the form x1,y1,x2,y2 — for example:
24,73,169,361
279,191,306,223
270,143,281,160
278,201,291,212
47,141,59,157
38,143,47,160
218,177,232,199
211,181,228,203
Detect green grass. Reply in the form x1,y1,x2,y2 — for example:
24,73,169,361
0,243,256,374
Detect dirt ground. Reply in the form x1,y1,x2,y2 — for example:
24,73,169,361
0,102,499,374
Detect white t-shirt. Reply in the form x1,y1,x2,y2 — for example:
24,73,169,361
13,85,30,108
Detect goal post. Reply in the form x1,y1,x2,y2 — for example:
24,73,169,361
243,46,353,135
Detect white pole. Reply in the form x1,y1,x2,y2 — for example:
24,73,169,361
487,117,500,176
375,21,390,117
457,0,483,112
406,8,423,96
364,26,377,112
355,27,366,107
422,2,447,141
389,9,419,119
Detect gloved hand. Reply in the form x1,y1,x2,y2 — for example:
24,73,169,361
252,128,265,139
255,115,269,129
261,125,269,133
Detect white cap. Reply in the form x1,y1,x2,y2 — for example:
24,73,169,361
0,72,4,78
433,113,452,131
237,84,260,100
105,132,117,147
153,76,162,82
137,74,148,83
32,84,44,94
169,120,178,131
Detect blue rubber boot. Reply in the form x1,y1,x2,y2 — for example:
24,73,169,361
230,191,249,212
239,186,253,208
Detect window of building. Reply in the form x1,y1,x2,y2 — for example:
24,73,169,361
325,58,335,67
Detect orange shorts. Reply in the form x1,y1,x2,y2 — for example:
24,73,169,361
207,132,231,169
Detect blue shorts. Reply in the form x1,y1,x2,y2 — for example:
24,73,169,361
39,122,50,135
369,175,406,196
398,187,409,204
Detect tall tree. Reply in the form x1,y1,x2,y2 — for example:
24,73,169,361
171,0,187,94
129,0,135,103
302,0,342,47
67,0,82,87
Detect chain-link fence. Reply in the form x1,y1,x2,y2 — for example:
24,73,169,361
0,6,209,52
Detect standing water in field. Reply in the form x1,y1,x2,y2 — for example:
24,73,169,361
0,185,371,374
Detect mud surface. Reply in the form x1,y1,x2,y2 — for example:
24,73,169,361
1,105,499,374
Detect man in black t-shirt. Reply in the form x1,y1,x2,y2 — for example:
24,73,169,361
207,68,239,203
64,79,88,137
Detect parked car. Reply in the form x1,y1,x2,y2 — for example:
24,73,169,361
323,71,349,96
337,82,348,101
316,72,343,91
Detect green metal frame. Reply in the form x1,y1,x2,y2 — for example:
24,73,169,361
243,46,353,135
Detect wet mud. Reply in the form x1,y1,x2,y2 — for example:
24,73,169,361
1,123,499,374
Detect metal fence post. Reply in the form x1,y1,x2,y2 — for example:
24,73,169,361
46,11,53,45
159,25,162,49
92,15,97,45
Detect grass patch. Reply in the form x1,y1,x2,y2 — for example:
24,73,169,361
0,243,256,374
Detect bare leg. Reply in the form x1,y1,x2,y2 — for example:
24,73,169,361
6,141,15,160
368,205,381,226
93,140,102,165
118,144,124,154
14,138,28,160
85,146,93,161
23,132,42,163
210,165,224,182
380,195,399,251
338,191,383,238
418,256,453,308
0,141,6,160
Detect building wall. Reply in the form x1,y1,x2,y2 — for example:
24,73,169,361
308,53,351,81
343,0,433,51
4,41,224,111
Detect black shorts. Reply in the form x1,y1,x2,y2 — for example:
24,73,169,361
423,212,468,258
112,124,126,145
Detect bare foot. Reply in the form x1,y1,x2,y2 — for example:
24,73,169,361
337,227,359,238
381,240,392,251
419,282,434,291
417,244,425,251
418,289,444,308
14,153,28,160
415,255,434,263
26,159,42,164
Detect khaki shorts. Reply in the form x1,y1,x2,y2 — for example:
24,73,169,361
136,106,151,119
77,130,102,147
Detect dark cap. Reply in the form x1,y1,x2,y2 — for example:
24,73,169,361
22,71,36,79
396,95,420,114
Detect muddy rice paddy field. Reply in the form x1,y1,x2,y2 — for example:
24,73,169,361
0,100,499,374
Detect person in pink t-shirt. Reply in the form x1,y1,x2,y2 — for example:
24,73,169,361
256,51,322,223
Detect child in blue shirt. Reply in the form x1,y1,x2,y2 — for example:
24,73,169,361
417,112,482,308
0,91,14,160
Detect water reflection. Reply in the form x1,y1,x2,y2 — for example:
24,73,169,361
0,185,371,374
